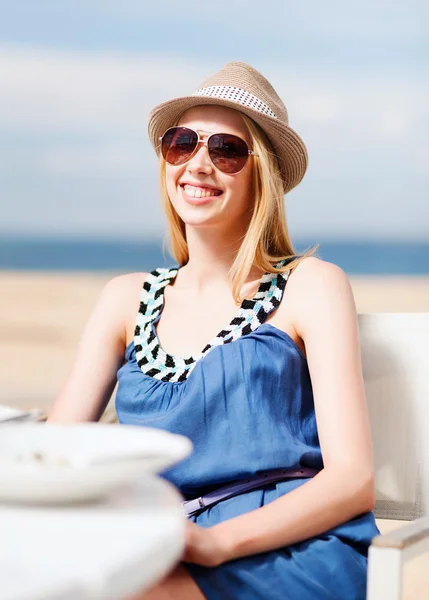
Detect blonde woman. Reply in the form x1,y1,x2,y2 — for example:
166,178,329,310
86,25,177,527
49,62,380,599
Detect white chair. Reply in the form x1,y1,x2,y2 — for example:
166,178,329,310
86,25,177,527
359,314,429,600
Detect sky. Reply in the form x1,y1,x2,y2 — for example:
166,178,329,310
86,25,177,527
0,0,428,242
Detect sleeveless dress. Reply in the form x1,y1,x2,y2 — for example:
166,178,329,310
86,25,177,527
115,259,380,600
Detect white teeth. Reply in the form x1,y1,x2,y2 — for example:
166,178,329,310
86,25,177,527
183,184,220,198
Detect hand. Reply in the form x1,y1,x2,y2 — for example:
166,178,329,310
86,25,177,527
182,520,229,567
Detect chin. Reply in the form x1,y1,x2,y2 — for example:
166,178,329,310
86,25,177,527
177,205,225,227
179,213,220,228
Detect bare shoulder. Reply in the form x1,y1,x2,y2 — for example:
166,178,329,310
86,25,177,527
287,256,351,294
102,272,148,299
284,256,356,334
94,272,147,334
288,256,347,287
101,272,152,344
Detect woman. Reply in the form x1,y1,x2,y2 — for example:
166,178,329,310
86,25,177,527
48,62,380,599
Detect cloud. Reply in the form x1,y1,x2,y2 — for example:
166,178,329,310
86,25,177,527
14,1,426,42
37,143,153,177
377,110,412,139
1,45,427,139
0,46,209,133
0,45,428,240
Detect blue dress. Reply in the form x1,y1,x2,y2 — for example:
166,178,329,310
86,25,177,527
116,261,380,599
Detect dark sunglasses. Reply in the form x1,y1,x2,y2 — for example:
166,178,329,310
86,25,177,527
159,126,258,174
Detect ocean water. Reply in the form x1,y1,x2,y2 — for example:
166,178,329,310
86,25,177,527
1,237,428,275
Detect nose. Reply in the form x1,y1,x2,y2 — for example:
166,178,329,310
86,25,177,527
186,142,213,174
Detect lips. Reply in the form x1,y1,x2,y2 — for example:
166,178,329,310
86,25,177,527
180,183,223,198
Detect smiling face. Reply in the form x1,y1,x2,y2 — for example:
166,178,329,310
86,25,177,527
164,105,255,232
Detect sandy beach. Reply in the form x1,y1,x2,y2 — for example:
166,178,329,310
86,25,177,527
1,271,428,412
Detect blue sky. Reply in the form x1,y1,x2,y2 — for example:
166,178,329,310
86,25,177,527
1,1,428,241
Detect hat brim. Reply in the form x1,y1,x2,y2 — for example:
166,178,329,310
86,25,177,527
148,95,308,194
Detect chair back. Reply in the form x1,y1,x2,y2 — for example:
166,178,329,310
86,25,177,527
359,313,429,520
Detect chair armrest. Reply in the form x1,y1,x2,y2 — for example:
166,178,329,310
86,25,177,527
372,516,429,552
367,516,429,600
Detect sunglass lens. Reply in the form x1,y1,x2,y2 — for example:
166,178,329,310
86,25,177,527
161,127,198,165
208,134,249,174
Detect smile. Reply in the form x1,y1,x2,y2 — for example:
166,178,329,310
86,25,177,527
181,184,223,198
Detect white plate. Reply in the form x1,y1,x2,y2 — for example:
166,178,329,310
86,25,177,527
0,423,192,504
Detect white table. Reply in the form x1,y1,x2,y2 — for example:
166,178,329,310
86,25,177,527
0,475,186,600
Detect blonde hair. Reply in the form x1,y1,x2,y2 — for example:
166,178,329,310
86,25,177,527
158,112,318,303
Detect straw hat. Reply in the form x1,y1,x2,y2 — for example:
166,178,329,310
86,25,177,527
148,61,308,194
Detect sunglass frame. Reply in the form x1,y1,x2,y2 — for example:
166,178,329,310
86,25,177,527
158,126,258,174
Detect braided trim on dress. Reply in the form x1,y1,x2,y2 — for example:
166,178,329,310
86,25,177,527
133,261,290,383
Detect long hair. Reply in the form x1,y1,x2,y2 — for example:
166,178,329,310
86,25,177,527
158,113,318,303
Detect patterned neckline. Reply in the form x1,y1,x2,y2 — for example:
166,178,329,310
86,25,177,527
133,259,290,383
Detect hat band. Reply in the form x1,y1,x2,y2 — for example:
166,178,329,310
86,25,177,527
192,85,277,119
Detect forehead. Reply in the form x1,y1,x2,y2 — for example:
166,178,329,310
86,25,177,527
177,105,249,139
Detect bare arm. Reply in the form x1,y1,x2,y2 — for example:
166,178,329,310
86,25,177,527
212,258,376,560
47,273,145,423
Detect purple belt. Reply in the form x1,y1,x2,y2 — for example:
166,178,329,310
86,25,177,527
182,466,320,518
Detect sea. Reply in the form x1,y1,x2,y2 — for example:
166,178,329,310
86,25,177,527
1,237,429,275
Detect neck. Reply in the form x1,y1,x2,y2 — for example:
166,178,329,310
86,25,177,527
175,224,263,295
